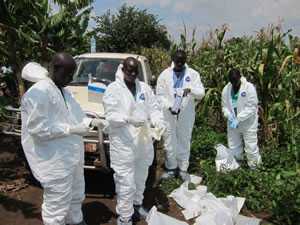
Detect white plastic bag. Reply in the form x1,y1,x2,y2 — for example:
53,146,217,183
171,88,184,113
169,176,205,210
21,62,48,82
146,206,188,225
150,126,165,141
169,176,207,220
194,209,234,225
235,215,261,225
219,196,245,218
215,144,240,172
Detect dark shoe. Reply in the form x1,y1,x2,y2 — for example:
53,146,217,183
132,205,149,221
117,216,132,225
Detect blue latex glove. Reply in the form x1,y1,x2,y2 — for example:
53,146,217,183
229,118,239,129
228,114,235,123
228,114,238,129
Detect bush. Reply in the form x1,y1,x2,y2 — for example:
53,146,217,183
188,125,300,225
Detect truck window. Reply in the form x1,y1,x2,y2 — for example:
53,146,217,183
72,58,144,84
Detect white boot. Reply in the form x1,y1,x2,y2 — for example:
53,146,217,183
117,217,132,225
178,170,190,182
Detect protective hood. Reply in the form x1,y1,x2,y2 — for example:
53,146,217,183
22,62,49,83
115,64,124,81
115,63,139,87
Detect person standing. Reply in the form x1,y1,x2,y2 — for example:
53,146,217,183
21,53,102,225
221,68,262,168
103,57,165,225
156,50,205,180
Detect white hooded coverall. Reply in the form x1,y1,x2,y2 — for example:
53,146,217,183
21,71,91,225
103,66,164,219
156,64,205,172
222,77,262,168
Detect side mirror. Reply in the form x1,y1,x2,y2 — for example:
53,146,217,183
150,75,157,87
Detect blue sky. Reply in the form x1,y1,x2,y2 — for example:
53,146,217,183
90,0,300,41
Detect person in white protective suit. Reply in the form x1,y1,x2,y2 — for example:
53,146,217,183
103,57,165,225
156,50,205,181
221,68,262,168
21,54,104,225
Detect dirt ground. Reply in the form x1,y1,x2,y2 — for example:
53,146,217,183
0,135,185,225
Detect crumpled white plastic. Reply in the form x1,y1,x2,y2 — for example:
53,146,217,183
235,215,261,225
150,126,166,141
21,62,49,82
215,144,240,172
146,206,188,225
168,174,260,225
169,175,206,220
219,196,245,218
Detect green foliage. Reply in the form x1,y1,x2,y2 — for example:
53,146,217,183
94,4,171,53
187,125,300,225
0,0,92,98
157,25,300,225
139,48,171,77
159,178,183,195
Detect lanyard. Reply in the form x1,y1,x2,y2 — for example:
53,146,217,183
173,70,185,89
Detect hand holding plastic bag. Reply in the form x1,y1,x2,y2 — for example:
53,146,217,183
170,88,184,115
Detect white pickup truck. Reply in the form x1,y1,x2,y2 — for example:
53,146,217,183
66,53,155,171
0,53,155,171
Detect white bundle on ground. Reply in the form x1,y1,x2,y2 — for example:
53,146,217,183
215,144,240,172
146,206,188,225
168,175,260,225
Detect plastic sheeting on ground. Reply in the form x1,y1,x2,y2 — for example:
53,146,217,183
168,175,260,225
215,144,240,172
146,206,188,225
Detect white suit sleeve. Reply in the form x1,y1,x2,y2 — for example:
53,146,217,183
156,74,172,110
103,88,127,128
221,87,232,119
22,93,70,142
190,72,205,100
237,85,258,122
65,89,93,128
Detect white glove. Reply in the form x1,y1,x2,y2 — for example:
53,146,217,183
126,117,145,127
69,123,89,136
90,119,105,129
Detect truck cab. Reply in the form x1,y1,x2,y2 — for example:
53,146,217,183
66,53,153,170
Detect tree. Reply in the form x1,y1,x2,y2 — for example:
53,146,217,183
94,4,171,52
0,0,92,97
